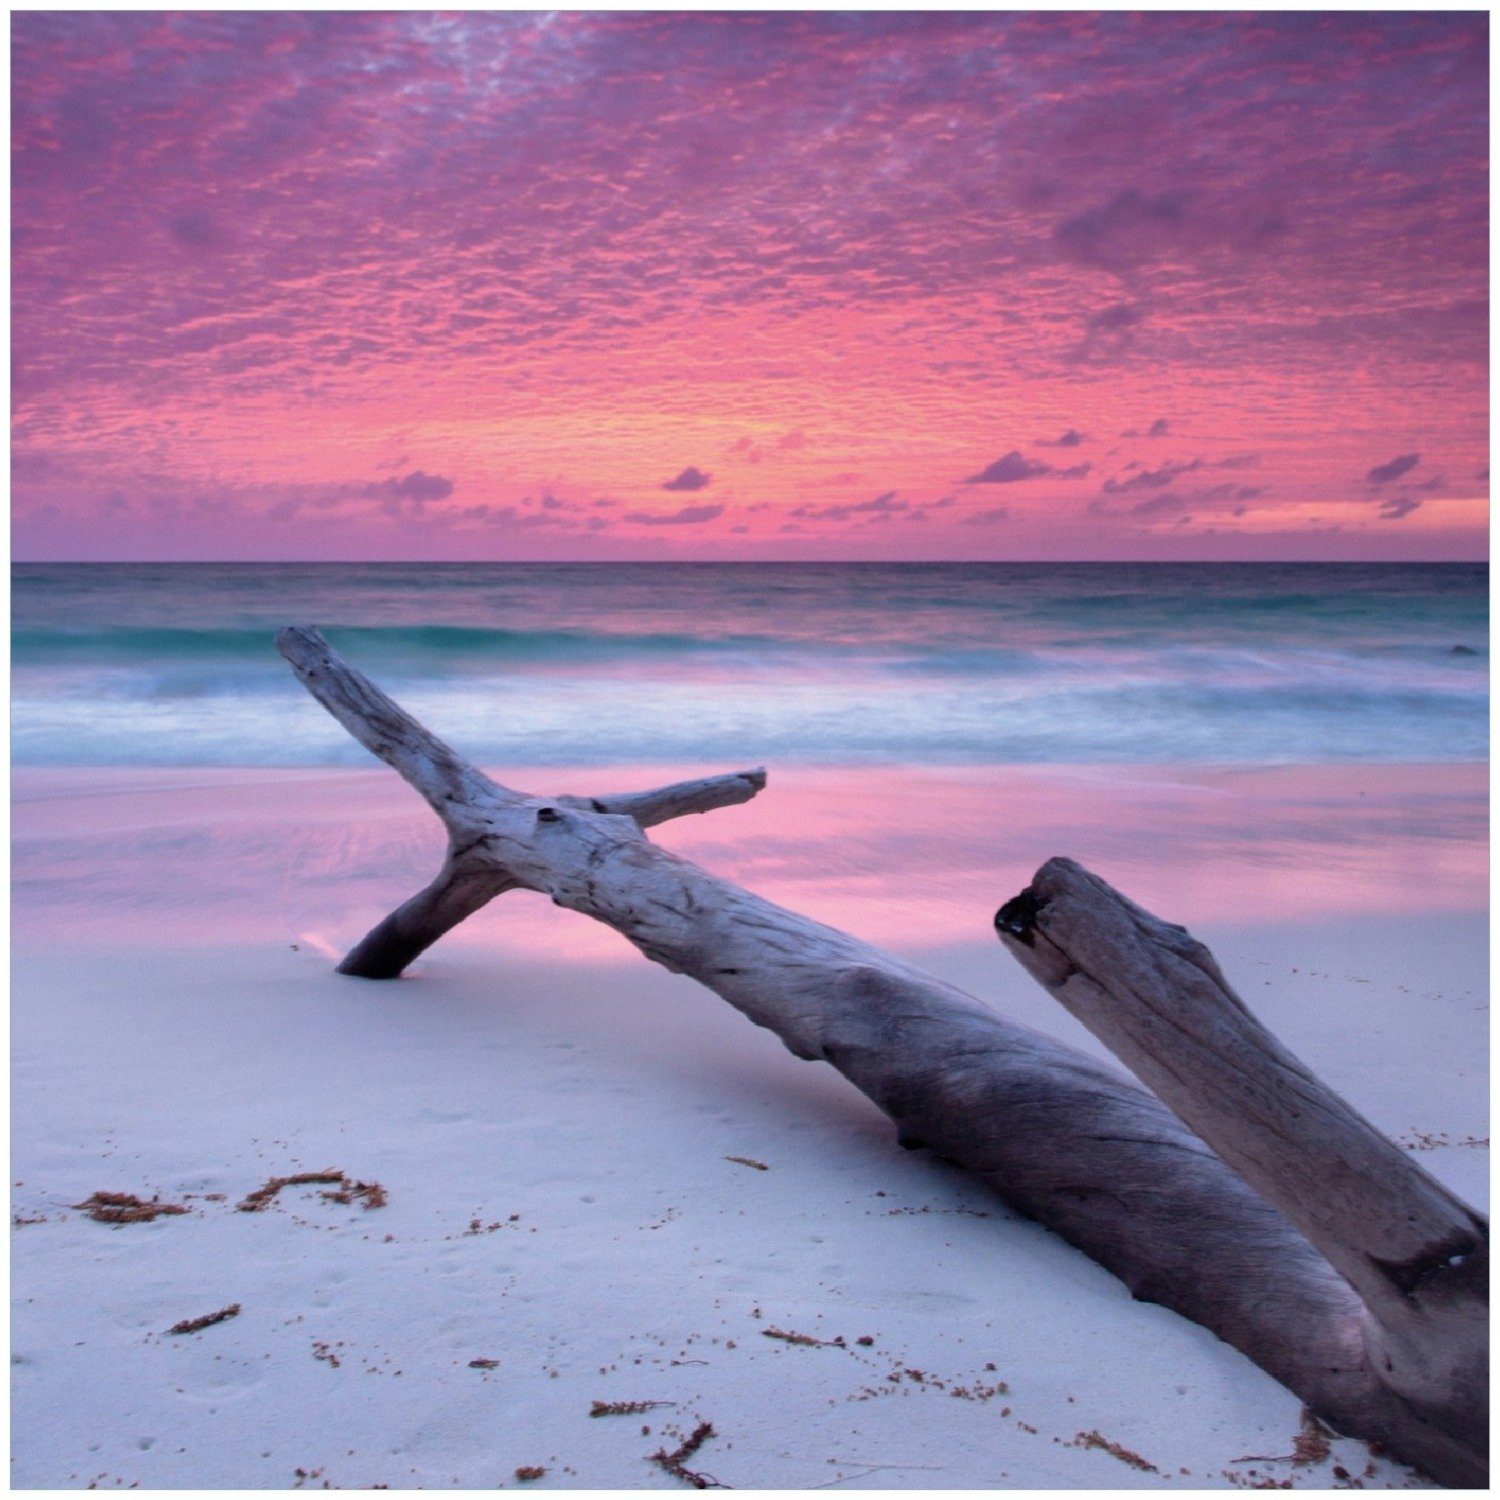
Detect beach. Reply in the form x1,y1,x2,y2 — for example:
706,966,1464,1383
12,759,1486,1489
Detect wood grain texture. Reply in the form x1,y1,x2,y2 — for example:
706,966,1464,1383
998,857,1486,1484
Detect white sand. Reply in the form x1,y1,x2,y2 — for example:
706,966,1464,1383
11,765,1487,1490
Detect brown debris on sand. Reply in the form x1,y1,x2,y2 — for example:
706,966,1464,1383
1231,1408,1336,1470
649,1421,725,1489
74,1191,189,1224
237,1170,386,1213
723,1156,768,1171
167,1303,241,1335
321,1176,388,1210
761,1327,843,1348
513,1466,546,1482
238,1171,343,1210
591,1399,672,1417
1292,1408,1334,1467
1073,1430,1158,1473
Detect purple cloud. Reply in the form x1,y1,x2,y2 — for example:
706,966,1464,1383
627,502,725,526
363,470,455,505
963,452,1051,485
1102,459,1201,493
1377,497,1421,520
792,490,908,522
1127,493,1187,518
1055,189,1284,272
663,466,712,492
1366,453,1420,485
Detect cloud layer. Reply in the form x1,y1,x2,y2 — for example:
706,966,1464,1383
11,11,1488,560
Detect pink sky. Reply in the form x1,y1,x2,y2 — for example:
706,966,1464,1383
11,11,1489,561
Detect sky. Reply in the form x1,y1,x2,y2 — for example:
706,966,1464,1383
11,10,1490,562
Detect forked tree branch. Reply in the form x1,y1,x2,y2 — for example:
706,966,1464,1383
277,627,1485,1486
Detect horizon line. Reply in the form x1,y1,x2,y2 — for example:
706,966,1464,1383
12,556,1488,567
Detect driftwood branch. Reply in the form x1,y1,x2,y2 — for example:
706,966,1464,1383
278,626,499,822
557,768,768,828
998,858,1486,1486
277,627,1485,1486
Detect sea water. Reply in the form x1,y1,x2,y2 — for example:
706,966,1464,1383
11,561,1488,768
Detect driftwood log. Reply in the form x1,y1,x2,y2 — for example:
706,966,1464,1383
277,626,1486,1486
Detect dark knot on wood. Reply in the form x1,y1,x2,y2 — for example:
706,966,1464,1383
995,888,1046,946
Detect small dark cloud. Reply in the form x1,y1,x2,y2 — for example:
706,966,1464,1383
963,451,1050,485
663,465,711,492
1054,189,1284,272
1074,303,1147,362
962,506,1012,526
168,209,233,252
1478,468,1489,481
1055,190,1189,269
1088,303,1144,334
1366,452,1419,485
1127,493,1186,518
1377,497,1422,520
1119,418,1171,438
627,502,724,526
1037,429,1084,448
363,468,456,516
791,491,907,522
1102,458,1200,493
1087,492,1186,520
1056,461,1092,480
363,470,455,506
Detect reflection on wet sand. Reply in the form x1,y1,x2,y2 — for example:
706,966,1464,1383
13,763,1485,964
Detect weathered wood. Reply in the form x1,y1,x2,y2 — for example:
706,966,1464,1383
337,857,515,979
997,857,1486,1484
559,768,768,828
278,627,1484,1486
333,770,769,978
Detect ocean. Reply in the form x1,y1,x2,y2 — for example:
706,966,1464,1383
11,561,1488,768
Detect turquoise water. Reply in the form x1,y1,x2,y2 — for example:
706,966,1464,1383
11,562,1488,767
